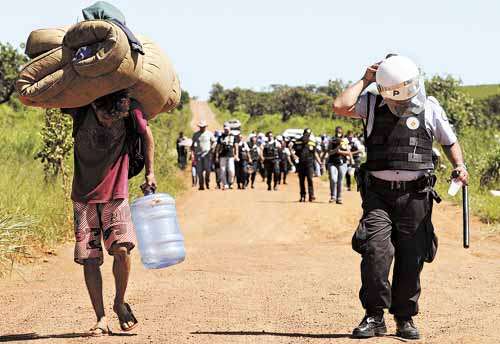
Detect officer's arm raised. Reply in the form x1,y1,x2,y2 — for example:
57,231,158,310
333,63,380,118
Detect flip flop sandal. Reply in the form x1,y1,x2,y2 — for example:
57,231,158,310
114,303,139,332
88,323,112,337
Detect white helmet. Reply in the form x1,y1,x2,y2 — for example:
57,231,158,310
376,56,426,117
376,56,420,101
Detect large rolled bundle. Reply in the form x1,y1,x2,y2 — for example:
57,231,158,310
16,20,143,108
129,36,181,119
25,27,68,58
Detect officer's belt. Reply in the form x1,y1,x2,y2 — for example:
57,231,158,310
367,174,434,193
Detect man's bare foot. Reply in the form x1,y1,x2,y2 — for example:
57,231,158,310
88,317,111,337
113,303,139,332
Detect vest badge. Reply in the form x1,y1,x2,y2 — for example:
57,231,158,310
406,116,420,130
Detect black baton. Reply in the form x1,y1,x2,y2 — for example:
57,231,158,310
462,184,470,248
452,170,470,248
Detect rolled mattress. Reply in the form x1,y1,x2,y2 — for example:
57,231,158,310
25,27,68,58
16,20,143,108
129,36,181,119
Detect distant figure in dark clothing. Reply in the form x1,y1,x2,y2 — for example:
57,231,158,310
176,132,189,170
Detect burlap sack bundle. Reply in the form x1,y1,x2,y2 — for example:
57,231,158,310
16,20,143,109
17,21,180,116
25,27,68,58
129,36,181,119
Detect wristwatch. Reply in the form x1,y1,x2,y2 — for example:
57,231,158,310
455,163,467,170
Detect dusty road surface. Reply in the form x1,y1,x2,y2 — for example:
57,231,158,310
1,101,499,344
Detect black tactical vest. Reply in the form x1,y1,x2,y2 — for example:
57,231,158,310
249,144,260,161
219,134,235,158
263,141,279,160
327,138,346,166
238,143,250,161
365,95,434,171
294,137,316,165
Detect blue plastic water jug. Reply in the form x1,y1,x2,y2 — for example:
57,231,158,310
131,192,186,269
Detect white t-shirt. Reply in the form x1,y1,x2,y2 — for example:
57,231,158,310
192,130,215,156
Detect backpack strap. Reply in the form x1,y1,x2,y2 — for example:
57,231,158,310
70,106,90,138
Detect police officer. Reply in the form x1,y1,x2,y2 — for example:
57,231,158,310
236,134,252,189
322,127,351,204
215,125,238,190
345,130,364,191
276,135,292,185
260,131,281,191
248,135,261,189
291,128,321,202
333,55,468,339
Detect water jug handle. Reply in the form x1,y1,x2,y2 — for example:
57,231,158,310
140,183,156,196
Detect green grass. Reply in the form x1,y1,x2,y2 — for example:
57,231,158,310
213,103,500,225
461,84,500,100
434,127,500,224
0,102,192,272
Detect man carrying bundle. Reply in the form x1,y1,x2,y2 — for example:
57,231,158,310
63,90,156,336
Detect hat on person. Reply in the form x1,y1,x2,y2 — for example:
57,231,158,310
198,120,208,127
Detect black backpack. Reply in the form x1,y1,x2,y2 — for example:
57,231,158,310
71,105,145,179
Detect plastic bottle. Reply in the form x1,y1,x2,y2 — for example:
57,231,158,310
448,170,462,196
131,192,186,269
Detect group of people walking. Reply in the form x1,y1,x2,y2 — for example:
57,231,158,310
177,124,294,191
176,121,366,203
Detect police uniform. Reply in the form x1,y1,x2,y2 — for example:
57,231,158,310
218,133,236,188
248,142,260,188
236,141,251,189
352,92,457,320
278,145,291,184
326,137,349,202
346,136,363,191
262,139,281,190
292,136,318,201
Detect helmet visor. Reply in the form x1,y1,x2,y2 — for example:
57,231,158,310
377,77,420,101
384,84,426,117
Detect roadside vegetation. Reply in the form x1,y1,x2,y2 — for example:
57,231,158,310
210,76,500,225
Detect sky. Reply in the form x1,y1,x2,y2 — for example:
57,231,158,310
1,0,499,99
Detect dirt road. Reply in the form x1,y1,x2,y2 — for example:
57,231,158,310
1,101,499,344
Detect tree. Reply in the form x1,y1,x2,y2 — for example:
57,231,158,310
223,89,240,113
35,109,73,194
317,79,346,98
276,87,315,121
177,89,190,110
209,83,225,108
0,42,28,105
243,92,267,117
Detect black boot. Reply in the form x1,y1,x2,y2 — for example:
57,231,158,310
395,316,420,340
352,314,387,338
299,195,306,202
309,195,316,202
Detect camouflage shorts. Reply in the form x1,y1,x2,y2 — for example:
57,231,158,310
73,199,137,265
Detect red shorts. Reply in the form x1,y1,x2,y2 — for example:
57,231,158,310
73,199,137,265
